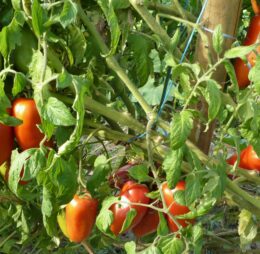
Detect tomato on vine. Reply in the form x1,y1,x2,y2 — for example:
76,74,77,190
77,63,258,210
0,122,13,167
132,202,162,238
234,0,260,88
66,193,98,243
162,181,194,232
12,98,52,150
110,181,150,235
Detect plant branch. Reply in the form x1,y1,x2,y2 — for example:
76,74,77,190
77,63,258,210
81,241,94,254
76,3,152,115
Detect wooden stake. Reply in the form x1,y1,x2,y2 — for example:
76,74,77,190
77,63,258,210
193,0,243,154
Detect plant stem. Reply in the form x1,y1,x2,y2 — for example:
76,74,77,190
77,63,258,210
147,2,196,22
81,241,94,254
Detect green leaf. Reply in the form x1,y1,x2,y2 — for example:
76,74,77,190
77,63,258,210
158,237,185,254
120,208,137,233
212,25,223,55
58,76,90,156
192,224,203,254
59,0,77,28
129,164,152,182
112,0,130,9
96,196,118,235
88,155,110,192
97,0,121,56
162,148,184,189
68,25,87,65
204,79,222,123
157,212,169,236
224,60,239,93
0,11,25,59
43,97,76,126
185,174,201,206
170,110,194,149
174,189,186,206
128,34,153,86
29,50,52,83
224,45,256,59
125,241,136,254
12,72,27,96
9,149,37,195
57,70,73,90
238,210,257,248
249,55,260,94
31,0,45,37
23,149,46,180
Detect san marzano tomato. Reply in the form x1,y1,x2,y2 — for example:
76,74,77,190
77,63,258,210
110,181,150,235
234,0,260,88
162,181,194,232
12,98,52,150
66,193,98,243
132,202,162,238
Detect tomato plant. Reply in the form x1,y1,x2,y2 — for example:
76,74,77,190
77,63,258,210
110,181,150,235
66,193,98,243
0,0,259,253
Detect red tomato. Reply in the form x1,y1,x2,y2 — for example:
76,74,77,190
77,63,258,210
234,14,260,88
227,146,260,171
0,122,13,167
110,181,150,235
252,0,260,15
12,98,52,150
162,181,194,232
66,193,98,243
132,202,162,238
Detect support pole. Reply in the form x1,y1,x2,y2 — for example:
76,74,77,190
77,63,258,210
193,0,243,154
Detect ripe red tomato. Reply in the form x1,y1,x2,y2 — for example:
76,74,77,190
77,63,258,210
227,146,260,171
12,98,52,150
0,122,13,167
234,13,260,88
162,181,194,232
132,202,162,238
110,181,150,235
66,193,98,243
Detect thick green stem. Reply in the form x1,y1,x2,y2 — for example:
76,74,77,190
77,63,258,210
147,2,196,22
76,3,152,115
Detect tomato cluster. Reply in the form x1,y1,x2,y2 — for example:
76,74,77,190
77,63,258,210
227,145,260,171
234,0,260,88
0,98,52,184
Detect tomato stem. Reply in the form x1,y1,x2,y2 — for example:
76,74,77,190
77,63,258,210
81,241,94,254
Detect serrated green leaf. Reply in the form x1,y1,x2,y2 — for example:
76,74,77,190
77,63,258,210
120,208,137,233
158,237,185,254
204,79,222,122
59,0,77,28
185,174,201,206
129,34,153,86
32,0,45,37
125,241,136,254
157,212,169,236
12,72,27,96
43,97,76,126
97,0,121,56
212,25,223,55
129,164,152,182
57,70,73,90
96,196,118,234
224,45,256,59
162,148,184,188
238,209,257,248
170,111,194,149
249,55,260,94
